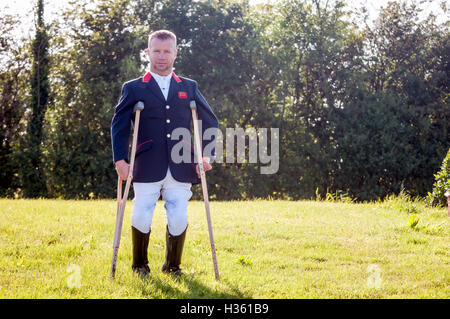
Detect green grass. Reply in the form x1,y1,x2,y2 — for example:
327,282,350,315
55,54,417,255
0,197,448,298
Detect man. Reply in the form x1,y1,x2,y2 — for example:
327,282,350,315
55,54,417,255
111,30,219,276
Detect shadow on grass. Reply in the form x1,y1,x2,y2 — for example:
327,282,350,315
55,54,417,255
135,274,251,299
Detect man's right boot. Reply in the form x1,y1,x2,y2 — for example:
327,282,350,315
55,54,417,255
131,226,150,277
161,225,187,276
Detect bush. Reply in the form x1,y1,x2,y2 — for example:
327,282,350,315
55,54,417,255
427,149,450,207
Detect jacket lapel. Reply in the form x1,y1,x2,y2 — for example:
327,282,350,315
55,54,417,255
166,72,183,103
166,78,178,103
142,72,166,103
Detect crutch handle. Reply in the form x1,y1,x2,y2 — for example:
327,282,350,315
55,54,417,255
133,101,144,113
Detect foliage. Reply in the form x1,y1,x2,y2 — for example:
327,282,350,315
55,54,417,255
357,1,450,199
427,149,450,207
0,14,29,197
237,256,253,266
43,0,147,198
408,214,420,228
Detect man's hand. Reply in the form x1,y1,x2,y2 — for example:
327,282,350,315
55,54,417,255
196,156,212,178
115,159,130,181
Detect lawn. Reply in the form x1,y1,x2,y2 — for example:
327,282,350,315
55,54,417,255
0,197,448,298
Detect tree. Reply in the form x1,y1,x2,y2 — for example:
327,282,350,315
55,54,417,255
0,13,30,197
20,0,50,198
14,0,445,201
267,0,365,199
44,0,148,198
345,0,450,199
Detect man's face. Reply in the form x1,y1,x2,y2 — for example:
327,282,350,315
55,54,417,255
147,38,177,76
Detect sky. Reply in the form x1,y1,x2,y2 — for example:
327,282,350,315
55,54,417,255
1,0,447,39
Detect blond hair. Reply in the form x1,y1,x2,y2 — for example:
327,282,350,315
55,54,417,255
148,30,177,48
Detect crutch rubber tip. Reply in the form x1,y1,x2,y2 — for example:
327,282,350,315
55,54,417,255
133,101,144,113
190,100,197,110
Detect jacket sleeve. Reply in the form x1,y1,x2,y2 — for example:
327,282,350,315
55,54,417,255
193,81,219,160
111,82,136,164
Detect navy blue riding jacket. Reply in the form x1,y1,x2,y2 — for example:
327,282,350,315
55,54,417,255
111,72,219,184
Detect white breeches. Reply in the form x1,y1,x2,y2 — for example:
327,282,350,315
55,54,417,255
131,168,192,236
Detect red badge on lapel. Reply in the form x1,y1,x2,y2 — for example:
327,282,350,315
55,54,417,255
178,91,188,99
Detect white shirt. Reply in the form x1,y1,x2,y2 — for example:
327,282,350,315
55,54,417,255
150,71,172,100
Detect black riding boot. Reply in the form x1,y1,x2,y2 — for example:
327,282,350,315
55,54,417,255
161,225,187,276
131,226,150,276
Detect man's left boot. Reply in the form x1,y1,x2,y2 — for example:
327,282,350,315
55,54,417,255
161,225,187,276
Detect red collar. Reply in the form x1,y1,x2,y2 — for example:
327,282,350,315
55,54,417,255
142,72,181,83
142,71,152,82
172,72,181,83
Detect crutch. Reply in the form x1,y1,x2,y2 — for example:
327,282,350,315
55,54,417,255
110,101,144,279
190,100,220,281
